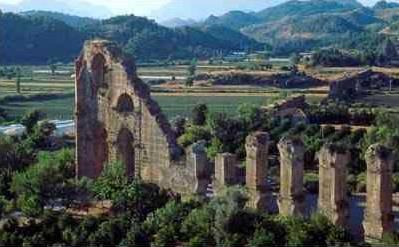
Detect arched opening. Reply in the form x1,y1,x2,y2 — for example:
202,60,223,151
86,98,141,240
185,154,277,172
116,128,135,177
93,126,108,177
91,53,106,89
116,94,134,113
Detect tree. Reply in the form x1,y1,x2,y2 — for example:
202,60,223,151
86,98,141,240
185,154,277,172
379,38,398,62
248,228,275,247
11,149,75,216
192,104,208,126
181,207,215,246
178,126,211,147
15,67,21,94
185,77,194,87
21,110,46,134
143,200,196,247
188,59,197,77
171,116,187,137
91,162,129,202
49,62,58,77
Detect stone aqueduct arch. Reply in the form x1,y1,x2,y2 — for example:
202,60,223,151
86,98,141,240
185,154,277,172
76,40,397,240
75,40,210,196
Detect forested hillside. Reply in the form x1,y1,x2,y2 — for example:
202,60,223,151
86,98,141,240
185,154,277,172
1,0,399,64
0,12,85,64
201,0,399,55
0,11,260,64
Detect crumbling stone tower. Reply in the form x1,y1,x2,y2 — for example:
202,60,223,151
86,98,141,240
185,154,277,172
363,144,395,240
214,153,238,195
245,132,271,211
278,136,305,217
318,144,350,226
75,40,209,196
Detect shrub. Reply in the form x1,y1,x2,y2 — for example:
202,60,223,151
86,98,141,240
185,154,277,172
192,104,208,126
11,149,75,216
178,126,211,147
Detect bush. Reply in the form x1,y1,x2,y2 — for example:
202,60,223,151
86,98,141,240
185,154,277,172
91,161,129,202
248,228,275,247
21,110,46,134
11,149,75,216
91,162,171,219
143,200,197,247
185,77,194,87
192,104,208,126
178,126,211,147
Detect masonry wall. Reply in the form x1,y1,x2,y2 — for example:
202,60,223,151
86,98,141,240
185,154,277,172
75,40,209,196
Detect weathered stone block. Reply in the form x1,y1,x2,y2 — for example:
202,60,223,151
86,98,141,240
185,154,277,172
214,153,237,195
363,144,395,240
318,144,350,226
278,136,305,217
245,132,271,212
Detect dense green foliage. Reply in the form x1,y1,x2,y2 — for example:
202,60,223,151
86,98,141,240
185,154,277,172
11,149,75,216
0,184,354,247
0,100,398,245
0,11,85,64
0,11,259,64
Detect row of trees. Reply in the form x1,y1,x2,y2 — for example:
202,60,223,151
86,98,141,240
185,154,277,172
309,39,398,67
0,160,355,247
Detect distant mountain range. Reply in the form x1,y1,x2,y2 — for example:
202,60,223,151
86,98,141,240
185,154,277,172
1,0,399,64
197,0,399,54
160,18,198,28
0,0,111,18
151,0,287,22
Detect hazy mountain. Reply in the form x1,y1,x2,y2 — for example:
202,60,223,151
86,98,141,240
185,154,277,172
151,0,287,21
203,11,261,30
19,10,99,28
255,0,359,21
373,0,399,9
160,18,197,28
0,0,111,18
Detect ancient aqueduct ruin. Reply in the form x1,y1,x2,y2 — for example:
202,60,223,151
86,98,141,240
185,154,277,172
75,40,396,240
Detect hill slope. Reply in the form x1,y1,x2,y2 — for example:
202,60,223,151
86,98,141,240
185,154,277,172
0,12,260,64
0,12,85,64
19,10,99,28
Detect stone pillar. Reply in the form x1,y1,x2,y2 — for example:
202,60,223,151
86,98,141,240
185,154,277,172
246,132,270,211
278,136,305,217
190,141,210,196
363,144,395,240
318,144,350,226
214,153,237,194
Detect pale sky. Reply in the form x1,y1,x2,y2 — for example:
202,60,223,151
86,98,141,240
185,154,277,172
0,0,171,16
1,0,399,17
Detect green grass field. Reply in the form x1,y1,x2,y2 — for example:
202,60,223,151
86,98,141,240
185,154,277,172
1,94,272,120
0,63,325,121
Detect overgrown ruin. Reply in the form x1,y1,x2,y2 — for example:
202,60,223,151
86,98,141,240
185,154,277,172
329,69,398,100
75,40,210,196
75,40,397,240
